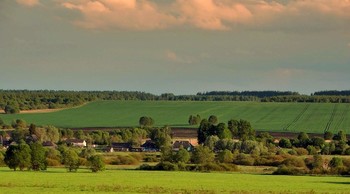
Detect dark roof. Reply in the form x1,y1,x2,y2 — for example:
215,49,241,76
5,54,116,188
42,141,56,147
141,140,157,149
172,141,193,149
111,142,132,149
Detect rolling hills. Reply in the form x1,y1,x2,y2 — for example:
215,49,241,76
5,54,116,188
1,101,350,134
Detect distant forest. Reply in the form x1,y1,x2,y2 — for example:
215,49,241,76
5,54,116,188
1,90,350,112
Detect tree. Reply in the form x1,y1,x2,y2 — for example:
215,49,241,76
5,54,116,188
4,142,31,171
217,123,232,139
204,135,219,151
4,104,20,114
218,149,234,163
279,138,292,148
62,149,80,172
333,130,347,142
228,119,239,137
297,132,310,147
139,116,154,128
324,131,333,140
150,126,172,149
208,115,218,125
174,147,190,163
4,145,20,171
188,115,201,125
197,119,210,144
46,126,60,143
237,119,255,140
11,119,27,129
87,155,105,172
11,128,29,143
30,142,47,171
191,145,215,164
311,137,325,148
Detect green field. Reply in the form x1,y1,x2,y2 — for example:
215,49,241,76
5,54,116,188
1,101,350,134
0,167,349,194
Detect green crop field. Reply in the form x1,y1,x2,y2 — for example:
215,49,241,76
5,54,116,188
1,101,350,134
0,168,349,194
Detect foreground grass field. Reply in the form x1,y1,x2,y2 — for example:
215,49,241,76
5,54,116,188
1,101,350,133
0,167,349,194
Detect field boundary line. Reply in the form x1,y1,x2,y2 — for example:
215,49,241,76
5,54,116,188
283,104,310,131
333,104,349,131
324,104,339,132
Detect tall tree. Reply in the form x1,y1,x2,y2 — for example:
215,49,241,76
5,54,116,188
191,145,215,164
87,155,105,172
30,142,47,171
62,149,80,172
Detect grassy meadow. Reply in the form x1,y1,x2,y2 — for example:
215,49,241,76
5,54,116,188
1,101,350,133
0,167,349,194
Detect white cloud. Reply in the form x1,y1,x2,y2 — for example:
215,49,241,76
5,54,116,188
16,0,40,7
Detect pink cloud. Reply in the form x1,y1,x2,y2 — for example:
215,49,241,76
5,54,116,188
176,0,253,30
16,0,40,7
61,0,180,30
58,0,350,31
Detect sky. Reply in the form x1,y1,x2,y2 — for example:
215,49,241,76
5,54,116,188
1,0,350,95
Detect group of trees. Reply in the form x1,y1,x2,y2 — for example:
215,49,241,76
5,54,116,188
198,116,255,144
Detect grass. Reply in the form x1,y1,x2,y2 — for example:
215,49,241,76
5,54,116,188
1,101,350,134
0,167,349,194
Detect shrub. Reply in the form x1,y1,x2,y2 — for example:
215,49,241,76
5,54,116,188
218,149,234,163
234,153,255,166
110,155,139,165
273,165,307,175
293,148,309,155
282,156,306,168
143,155,159,162
155,162,178,171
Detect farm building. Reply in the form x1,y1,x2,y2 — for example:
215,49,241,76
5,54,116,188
66,139,86,147
111,142,132,151
172,140,194,152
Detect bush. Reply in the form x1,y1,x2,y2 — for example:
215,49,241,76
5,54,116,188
110,155,139,165
46,158,61,166
155,162,178,171
282,156,306,168
234,153,255,166
273,165,307,175
218,149,234,163
293,148,309,156
143,155,159,162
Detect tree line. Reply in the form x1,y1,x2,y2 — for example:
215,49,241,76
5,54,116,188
2,90,350,114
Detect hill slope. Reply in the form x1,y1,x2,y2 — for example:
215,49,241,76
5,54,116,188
1,101,350,133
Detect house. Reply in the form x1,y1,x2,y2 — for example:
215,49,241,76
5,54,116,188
111,142,132,152
141,140,158,152
66,139,87,147
172,140,194,152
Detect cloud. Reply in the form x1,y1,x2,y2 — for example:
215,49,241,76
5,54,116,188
176,0,253,30
61,0,180,30
16,0,40,7
56,0,350,31
165,50,193,64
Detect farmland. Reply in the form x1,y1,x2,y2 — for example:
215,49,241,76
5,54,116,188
1,101,350,134
0,167,349,194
